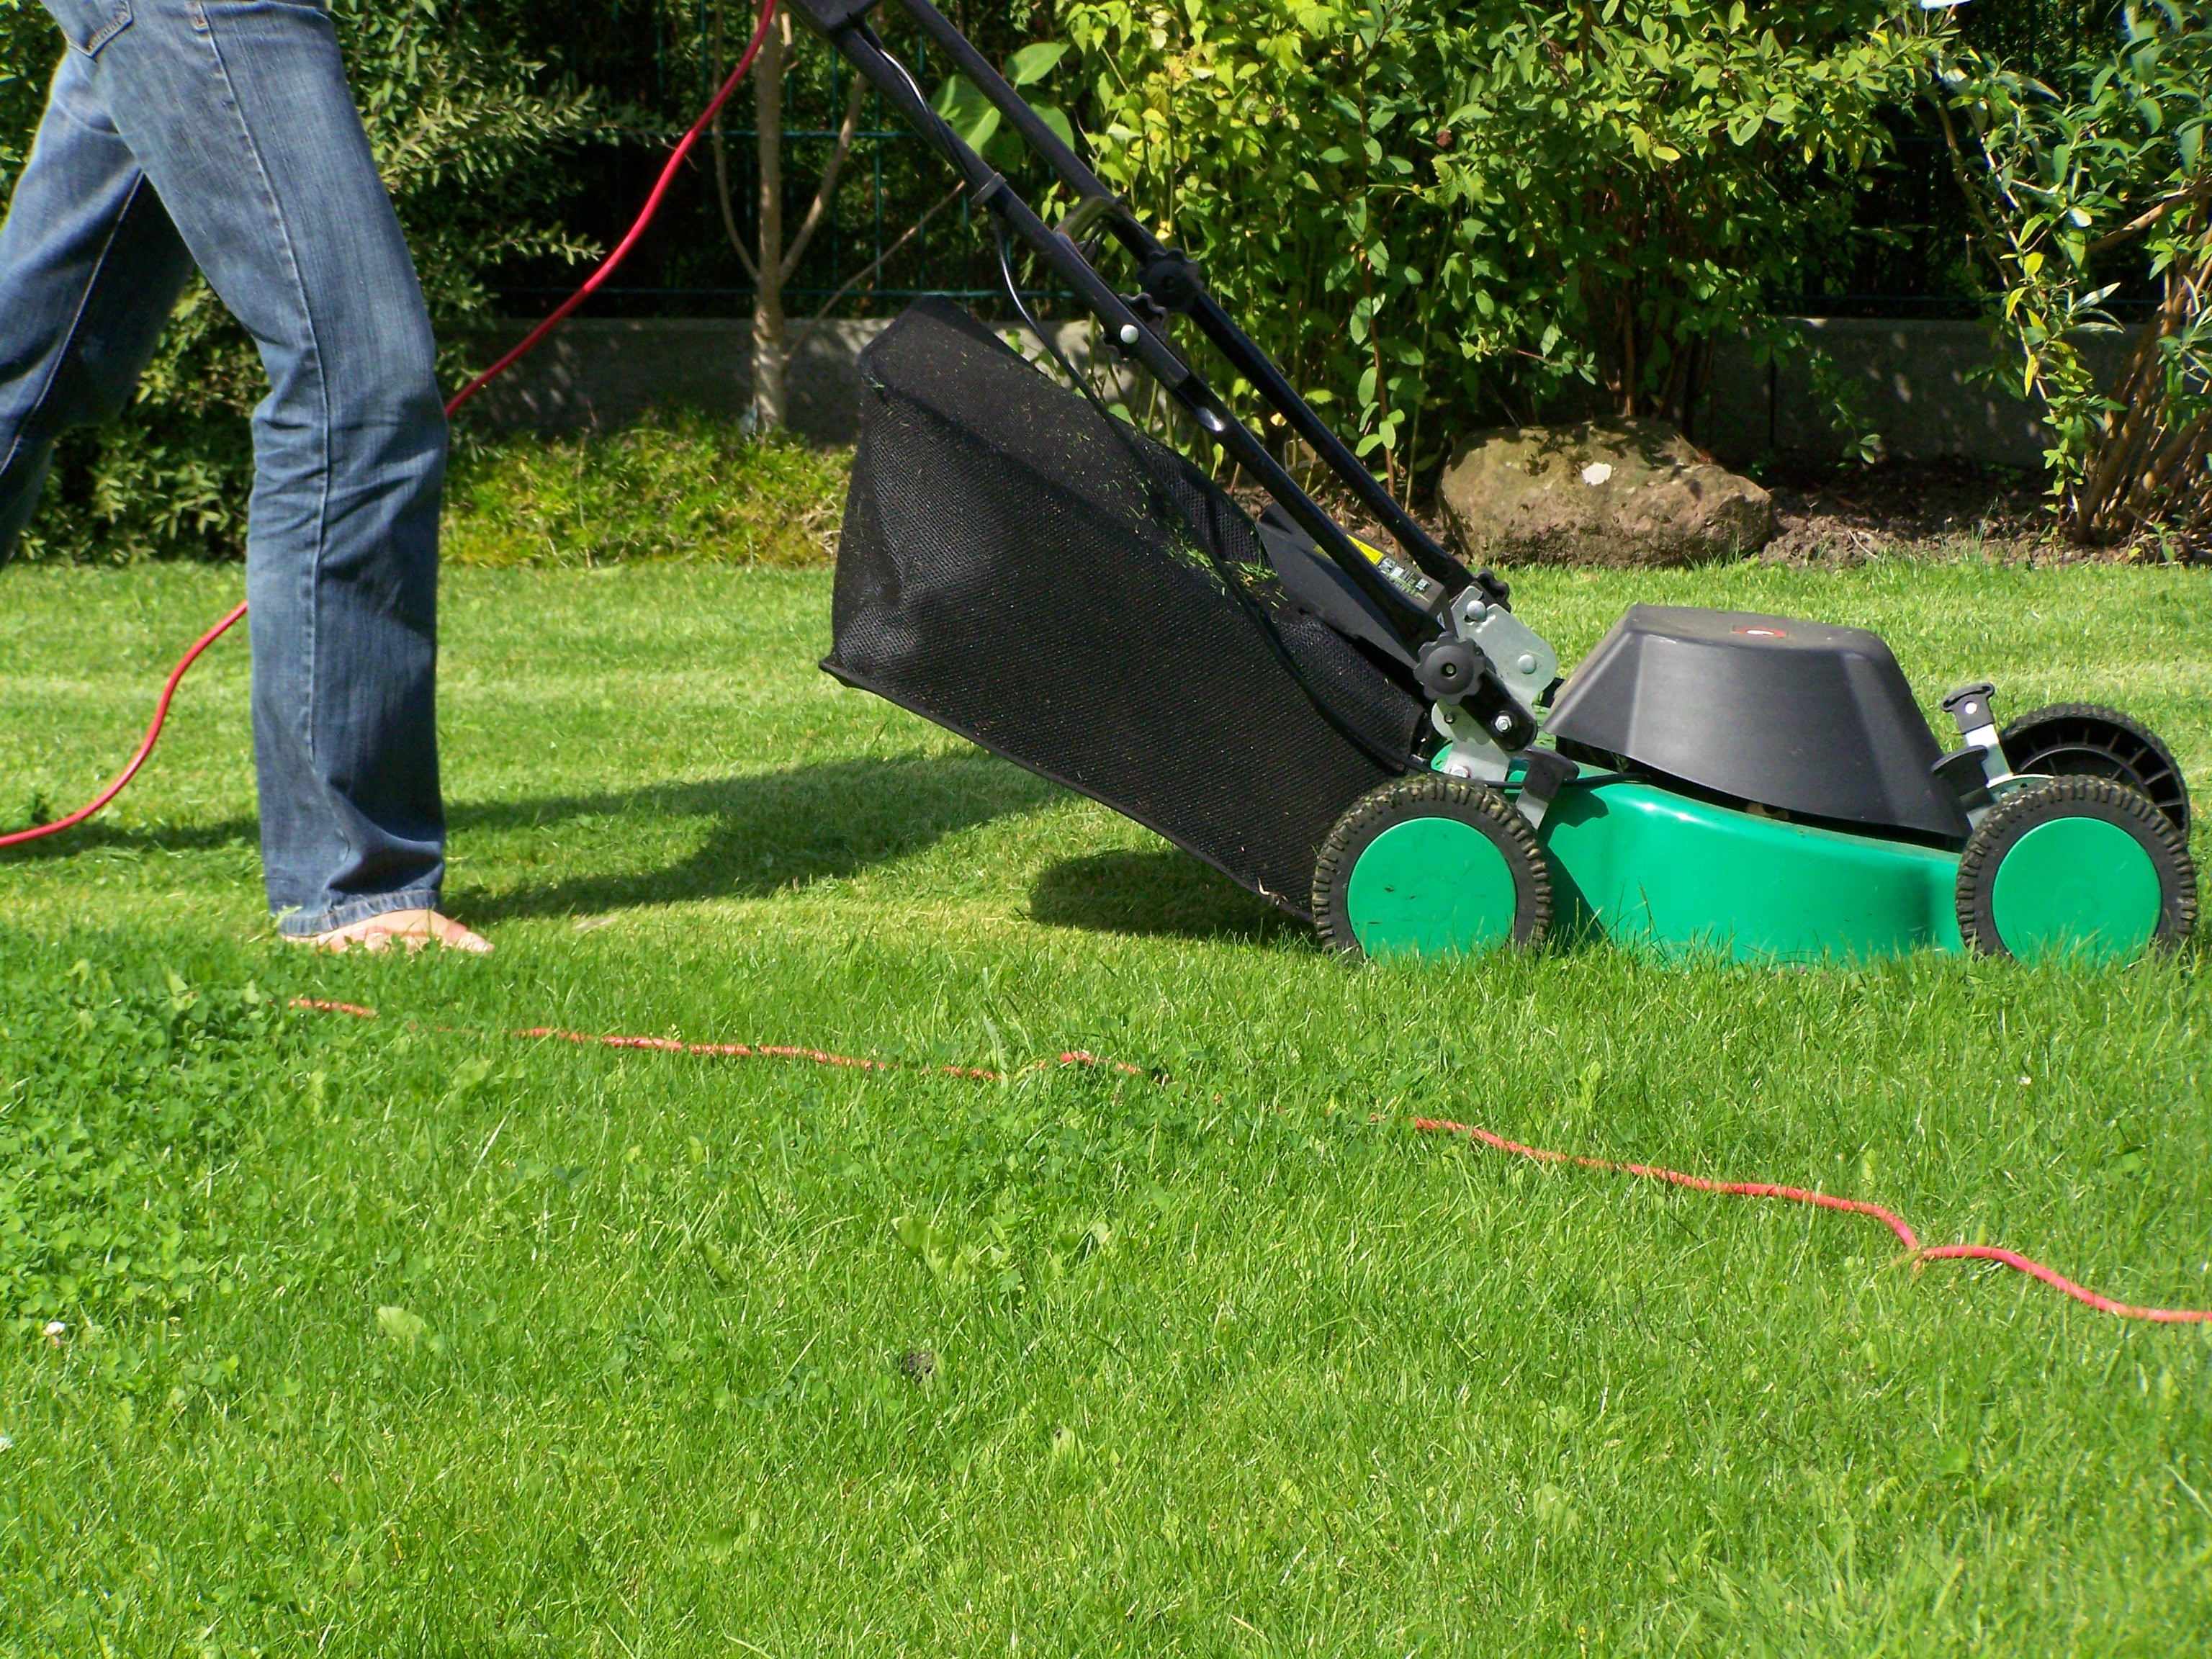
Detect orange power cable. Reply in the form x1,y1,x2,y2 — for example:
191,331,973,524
1413,1115,2212,1325
288,997,2211,1327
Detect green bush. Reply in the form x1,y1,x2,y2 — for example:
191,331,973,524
0,2,45,202
1063,0,1941,493
0,0,598,564
1936,0,2211,547
443,415,849,567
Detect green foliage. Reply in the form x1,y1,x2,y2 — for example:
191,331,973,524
0,1,48,205
441,415,849,567
1938,1,2212,547
1,1,599,564
1064,0,1938,492
930,38,1078,159
0,962,288,1331
331,1,601,323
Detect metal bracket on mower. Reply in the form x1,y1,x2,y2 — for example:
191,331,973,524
1452,588,1557,712
1417,585,1559,763
1514,749,1581,830
1934,682,2019,827
1418,639,1539,753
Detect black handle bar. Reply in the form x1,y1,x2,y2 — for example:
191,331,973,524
786,0,1516,686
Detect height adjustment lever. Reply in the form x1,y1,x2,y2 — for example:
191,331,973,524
1416,637,1538,752
1138,249,1208,314
1943,683,2002,752
1933,680,2014,824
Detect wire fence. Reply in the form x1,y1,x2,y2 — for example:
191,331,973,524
495,35,1069,322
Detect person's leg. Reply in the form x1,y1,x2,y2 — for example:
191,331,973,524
0,44,197,560
41,0,454,935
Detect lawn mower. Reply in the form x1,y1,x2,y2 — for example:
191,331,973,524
793,0,2198,965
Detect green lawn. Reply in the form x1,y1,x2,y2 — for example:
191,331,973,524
2,554,2210,1655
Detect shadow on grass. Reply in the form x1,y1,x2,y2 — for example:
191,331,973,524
6,752,1061,923
0,814,258,862
1029,848,1302,943
453,751,1061,922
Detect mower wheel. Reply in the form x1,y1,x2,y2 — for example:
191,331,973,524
2000,702,2189,836
1956,775,2196,961
1313,775,1551,960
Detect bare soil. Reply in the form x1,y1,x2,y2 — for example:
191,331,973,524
1236,458,2108,570
1751,457,2062,566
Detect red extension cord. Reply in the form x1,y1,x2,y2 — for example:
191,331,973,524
0,0,780,853
289,997,2211,1326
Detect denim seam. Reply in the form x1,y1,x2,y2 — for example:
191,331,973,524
76,0,135,57
278,887,442,938
0,171,151,483
190,0,351,882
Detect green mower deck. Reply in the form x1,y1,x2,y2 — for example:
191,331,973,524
1344,776,2171,966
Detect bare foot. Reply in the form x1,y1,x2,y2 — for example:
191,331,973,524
291,909,492,955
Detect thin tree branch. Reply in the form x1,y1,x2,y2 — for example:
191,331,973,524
788,182,967,346
2080,256,2195,530
778,73,868,287
709,3,762,282
2085,184,2211,258
1931,91,2009,286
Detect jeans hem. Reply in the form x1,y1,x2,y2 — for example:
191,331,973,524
277,887,441,938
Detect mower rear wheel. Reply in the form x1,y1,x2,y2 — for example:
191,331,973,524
2000,701,2189,836
1313,775,1551,959
1956,775,2195,961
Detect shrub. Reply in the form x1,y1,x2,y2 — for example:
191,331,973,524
1936,0,2211,548
0,2,44,202
1062,0,1938,495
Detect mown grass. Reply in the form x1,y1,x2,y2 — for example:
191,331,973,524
1,553,2209,1655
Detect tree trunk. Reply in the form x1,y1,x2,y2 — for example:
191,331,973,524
751,3,788,431
2074,233,2211,546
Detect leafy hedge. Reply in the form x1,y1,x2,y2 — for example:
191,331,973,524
1938,0,2211,546
1065,0,1938,493
4,1,2187,555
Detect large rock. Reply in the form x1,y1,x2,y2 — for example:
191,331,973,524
1438,418,1775,567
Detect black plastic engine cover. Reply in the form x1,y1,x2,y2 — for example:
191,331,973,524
1546,606,1968,840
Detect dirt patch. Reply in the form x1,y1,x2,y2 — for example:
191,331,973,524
1231,458,2109,570
1752,458,2061,566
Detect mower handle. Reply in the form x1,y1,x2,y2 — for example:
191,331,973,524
783,0,1520,678
791,10,1432,654
860,0,1477,603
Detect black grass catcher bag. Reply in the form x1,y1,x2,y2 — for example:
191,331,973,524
822,299,1426,917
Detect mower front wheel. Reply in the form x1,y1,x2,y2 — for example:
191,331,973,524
1955,775,2196,961
1313,775,1552,960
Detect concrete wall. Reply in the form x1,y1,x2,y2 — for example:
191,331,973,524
1694,316,2130,472
452,315,1112,444
454,312,2102,472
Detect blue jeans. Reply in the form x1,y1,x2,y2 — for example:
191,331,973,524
0,0,449,935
